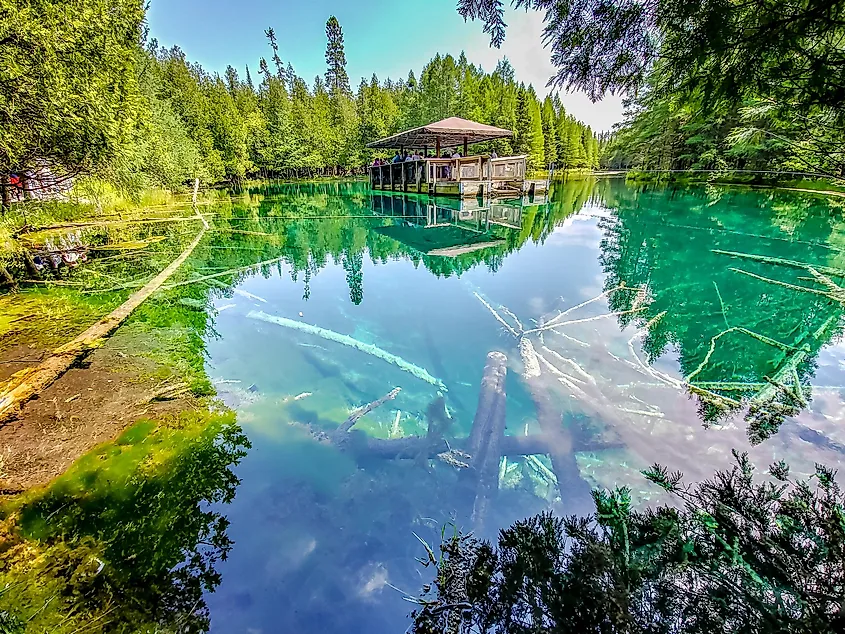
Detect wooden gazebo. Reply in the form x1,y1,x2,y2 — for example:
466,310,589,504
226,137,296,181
367,117,543,199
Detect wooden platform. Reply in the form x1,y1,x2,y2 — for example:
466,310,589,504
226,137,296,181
370,179,548,198
369,155,546,199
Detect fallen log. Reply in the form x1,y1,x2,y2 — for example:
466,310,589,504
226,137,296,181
464,351,508,463
462,351,508,529
249,310,445,388
334,387,401,439
338,433,621,460
0,223,208,424
524,373,594,512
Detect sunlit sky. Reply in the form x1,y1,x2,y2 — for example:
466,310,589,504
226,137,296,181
147,0,624,132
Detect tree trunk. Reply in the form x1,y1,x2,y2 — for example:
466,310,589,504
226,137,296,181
462,351,508,530
524,375,594,513
0,265,15,288
23,252,41,278
0,175,10,214
20,172,32,200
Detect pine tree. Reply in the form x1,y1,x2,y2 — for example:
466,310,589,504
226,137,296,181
569,123,586,168
258,58,271,85
419,54,459,123
528,92,545,170
264,27,285,82
541,96,558,166
325,16,350,96
514,85,532,156
245,65,254,91
224,66,239,94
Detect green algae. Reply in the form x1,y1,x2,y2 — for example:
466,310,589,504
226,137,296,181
0,287,124,351
0,408,250,633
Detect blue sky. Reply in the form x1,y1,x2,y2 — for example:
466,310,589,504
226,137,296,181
147,0,624,131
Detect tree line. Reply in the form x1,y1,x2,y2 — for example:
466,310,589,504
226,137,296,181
0,1,601,210
460,0,845,179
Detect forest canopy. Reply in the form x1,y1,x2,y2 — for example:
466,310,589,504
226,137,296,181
457,0,845,178
0,4,601,208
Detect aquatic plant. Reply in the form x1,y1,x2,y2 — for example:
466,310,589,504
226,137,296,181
410,452,845,633
0,409,250,632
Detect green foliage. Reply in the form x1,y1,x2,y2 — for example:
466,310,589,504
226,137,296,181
0,0,145,174
2,4,600,205
412,452,845,633
461,1,845,112
460,2,845,179
325,16,350,96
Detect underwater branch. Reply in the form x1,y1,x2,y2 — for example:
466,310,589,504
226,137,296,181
247,310,446,389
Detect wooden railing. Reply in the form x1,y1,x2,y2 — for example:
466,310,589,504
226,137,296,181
369,155,527,187
485,155,527,181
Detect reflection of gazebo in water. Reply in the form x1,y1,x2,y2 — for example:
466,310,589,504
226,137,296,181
370,191,527,257
367,117,547,199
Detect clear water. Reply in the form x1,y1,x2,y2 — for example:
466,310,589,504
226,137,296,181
187,178,845,632
11,178,845,631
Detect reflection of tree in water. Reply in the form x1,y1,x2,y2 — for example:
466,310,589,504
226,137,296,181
215,179,601,304
0,411,250,632
343,249,364,305
597,182,845,441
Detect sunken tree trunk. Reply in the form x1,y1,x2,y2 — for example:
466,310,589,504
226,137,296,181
462,351,508,529
524,374,594,513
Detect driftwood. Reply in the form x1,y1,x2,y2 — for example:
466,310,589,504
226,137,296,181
334,387,401,439
0,223,208,423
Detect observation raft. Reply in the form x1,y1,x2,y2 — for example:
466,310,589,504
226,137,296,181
367,117,548,199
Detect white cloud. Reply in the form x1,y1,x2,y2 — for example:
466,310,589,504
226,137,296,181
460,10,625,132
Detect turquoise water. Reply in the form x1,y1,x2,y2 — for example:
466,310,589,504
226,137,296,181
190,179,845,632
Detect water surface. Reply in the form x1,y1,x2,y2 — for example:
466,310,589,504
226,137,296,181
191,179,845,632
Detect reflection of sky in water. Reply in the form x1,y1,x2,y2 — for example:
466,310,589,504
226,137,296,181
201,181,845,633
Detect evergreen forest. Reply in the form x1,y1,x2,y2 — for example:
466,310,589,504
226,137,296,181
458,0,845,178
0,1,602,209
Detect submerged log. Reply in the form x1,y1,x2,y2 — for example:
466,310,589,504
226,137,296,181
463,351,508,528
339,433,620,461
0,222,208,424
249,310,445,388
524,372,594,511
465,351,508,465
334,387,401,439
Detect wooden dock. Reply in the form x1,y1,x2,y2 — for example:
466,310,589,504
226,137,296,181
369,156,547,199
366,117,548,199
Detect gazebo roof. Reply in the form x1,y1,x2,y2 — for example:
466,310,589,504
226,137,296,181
366,117,512,149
